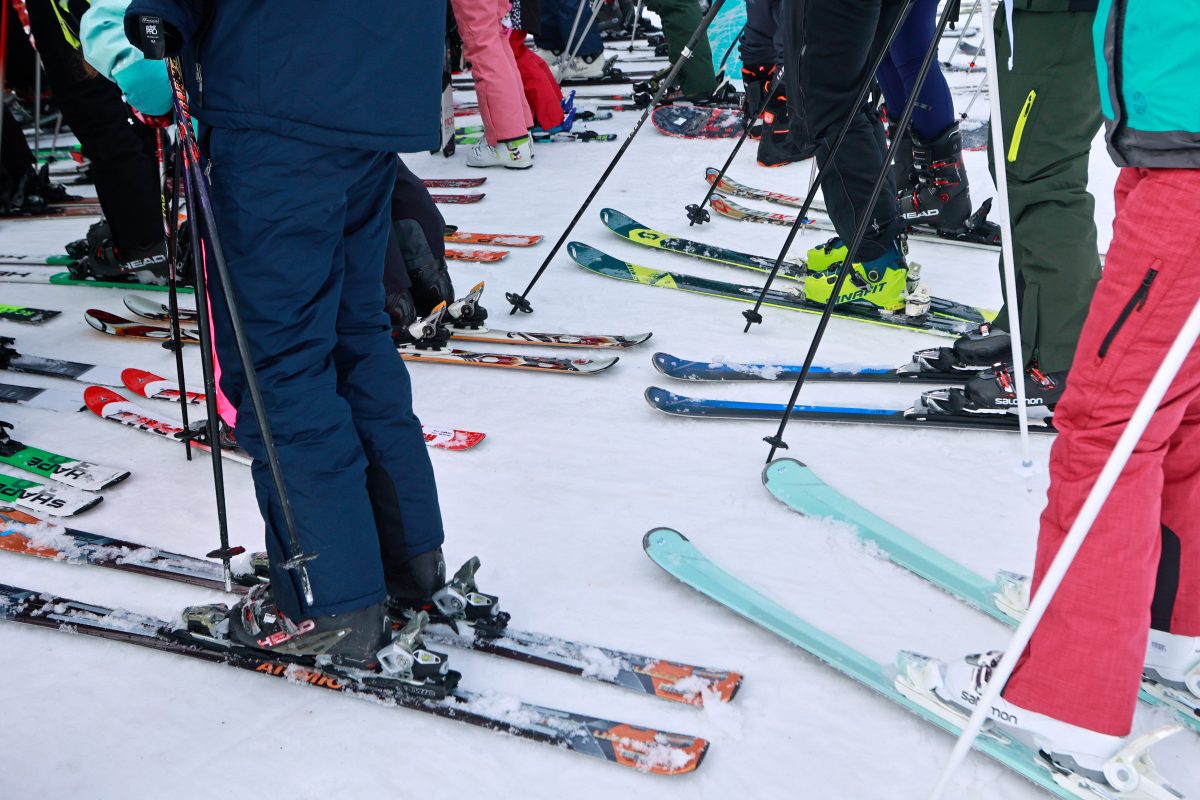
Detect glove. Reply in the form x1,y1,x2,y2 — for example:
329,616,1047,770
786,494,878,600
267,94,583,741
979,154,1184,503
129,14,181,60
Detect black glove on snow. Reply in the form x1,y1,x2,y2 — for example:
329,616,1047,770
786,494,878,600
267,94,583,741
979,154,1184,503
130,15,181,60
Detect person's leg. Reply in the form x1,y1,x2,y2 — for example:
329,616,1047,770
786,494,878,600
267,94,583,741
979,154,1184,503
646,0,716,96
563,0,604,58
334,155,445,573
989,9,1103,373
884,0,953,141
510,29,566,131
792,0,904,260
1005,167,1200,735
740,0,781,66
450,0,534,145
1155,394,1200,641
534,0,566,51
24,0,163,256
205,127,390,620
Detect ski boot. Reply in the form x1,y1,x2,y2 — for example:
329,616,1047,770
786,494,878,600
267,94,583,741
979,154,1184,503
803,237,924,315
1144,630,1200,697
387,548,509,639
898,122,973,232
755,68,814,167
740,63,773,136
466,135,534,170
559,53,619,82
911,323,1011,377
962,362,1068,411
64,220,169,285
897,650,1162,789
886,117,916,197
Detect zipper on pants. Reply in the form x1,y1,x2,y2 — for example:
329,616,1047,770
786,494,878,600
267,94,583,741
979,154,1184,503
1007,90,1037,163
1098,265,1159,358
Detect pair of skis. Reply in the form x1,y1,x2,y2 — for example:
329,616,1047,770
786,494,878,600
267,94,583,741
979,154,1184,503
88,292,649,376
645,458,1188,797
645,352,1053,435
0,507,742,773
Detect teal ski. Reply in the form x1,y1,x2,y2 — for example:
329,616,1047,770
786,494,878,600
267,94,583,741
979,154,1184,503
762,457,1200,734
643,528,1177,799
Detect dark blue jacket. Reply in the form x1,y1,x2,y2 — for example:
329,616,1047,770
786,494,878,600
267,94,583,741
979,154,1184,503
124,0,446,152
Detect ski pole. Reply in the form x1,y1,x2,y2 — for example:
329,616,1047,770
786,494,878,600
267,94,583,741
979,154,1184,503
163,56,316,601
564,0,607,68
958,67,988,120
163,129,193,455
32,52,40,158
763,0,951,463
947,0,980,67
686,72,785,226
626,0,645,52
507,0,730,315
927,289,1200,798
741,0,915,333
560,0,598,74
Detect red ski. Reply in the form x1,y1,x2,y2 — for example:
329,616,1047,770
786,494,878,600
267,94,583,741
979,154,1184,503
445,248,508,263
432,193,484,205
119,369,486,452
422,177,486,188
445,231,543,247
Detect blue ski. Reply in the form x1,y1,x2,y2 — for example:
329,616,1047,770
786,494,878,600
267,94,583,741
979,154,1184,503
643,386,1058,435
652,351,966,384
762,457,1200,734
642,528,1134,799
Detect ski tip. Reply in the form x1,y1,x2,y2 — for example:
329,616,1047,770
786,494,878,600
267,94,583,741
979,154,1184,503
651,352,680,375
761,457,808,486
642,527,688,551
704,166,719,181
83,385,127,416
121,368,167,398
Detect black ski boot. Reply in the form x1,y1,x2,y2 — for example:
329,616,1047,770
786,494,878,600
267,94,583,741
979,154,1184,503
898,123,973,232
221,583,393,670
756,68,814,167
964,363,1068,411
740,63,773,136
887,118,916,196
912,324,1011,376
65,220,169,285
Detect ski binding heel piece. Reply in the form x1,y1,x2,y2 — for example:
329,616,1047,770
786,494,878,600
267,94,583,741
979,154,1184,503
993,571,1030,621
433,556,509,638
376,609,454,687
1100,724,1183,797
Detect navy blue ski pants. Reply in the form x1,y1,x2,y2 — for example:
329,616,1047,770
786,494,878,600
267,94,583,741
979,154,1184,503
875,0,955,141
204,127,444,620
535,0,604,58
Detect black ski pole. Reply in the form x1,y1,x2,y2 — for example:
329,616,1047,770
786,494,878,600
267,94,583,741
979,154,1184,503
164,56,316,600
741,0,914,333
507,0,729,315
626,0,645,52
685,73,784,226
764,0,958,462
163,130,192,457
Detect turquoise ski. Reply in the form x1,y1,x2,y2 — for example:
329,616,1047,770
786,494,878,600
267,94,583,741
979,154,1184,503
642,528,1085,799
761,457,1200,734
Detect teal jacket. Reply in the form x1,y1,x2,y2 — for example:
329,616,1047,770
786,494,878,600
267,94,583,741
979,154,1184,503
1094,0,1200,167
80,0,171,116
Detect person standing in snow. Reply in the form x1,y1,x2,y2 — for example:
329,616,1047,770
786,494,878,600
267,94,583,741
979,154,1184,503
452,0,536,169
123,0,452,668
934,1,1200,781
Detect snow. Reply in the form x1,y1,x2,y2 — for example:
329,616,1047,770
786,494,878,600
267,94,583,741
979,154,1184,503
1,32,1195,800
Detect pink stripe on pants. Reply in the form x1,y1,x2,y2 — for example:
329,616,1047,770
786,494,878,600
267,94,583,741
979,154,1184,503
450,0,534,145
1005,167,1200,735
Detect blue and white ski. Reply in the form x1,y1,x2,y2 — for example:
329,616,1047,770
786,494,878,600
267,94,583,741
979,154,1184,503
643,386,1058,435
761,457,1200,735
643,527,1180,799
652,351,965,384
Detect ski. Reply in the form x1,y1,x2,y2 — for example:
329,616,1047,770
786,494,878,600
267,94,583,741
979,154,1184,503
432,193,485,205
0,254,74,265
761,457,1200,735
445,248,509,263
0,585,710,774
0,338,123,387
422,177,486,188
119,369,487,452
0,510,742,706
570,242,981,338
0,422,129,491
120,296,647,350
85,308,201,344
0,267,193,293
83,386,251,465
0,304,59,324
0,205,101,220
0,474,100,516
643,386,1057,434
456,131,616,145
445,231,542,247
642,528,1168,799
651,351,969,384
397,345,619,375
708,176,1002,251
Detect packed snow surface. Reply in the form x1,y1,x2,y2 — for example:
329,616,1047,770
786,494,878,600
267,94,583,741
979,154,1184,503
3,31,1193,800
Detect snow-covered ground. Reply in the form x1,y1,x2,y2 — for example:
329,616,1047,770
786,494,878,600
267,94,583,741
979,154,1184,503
3,31,1193,800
